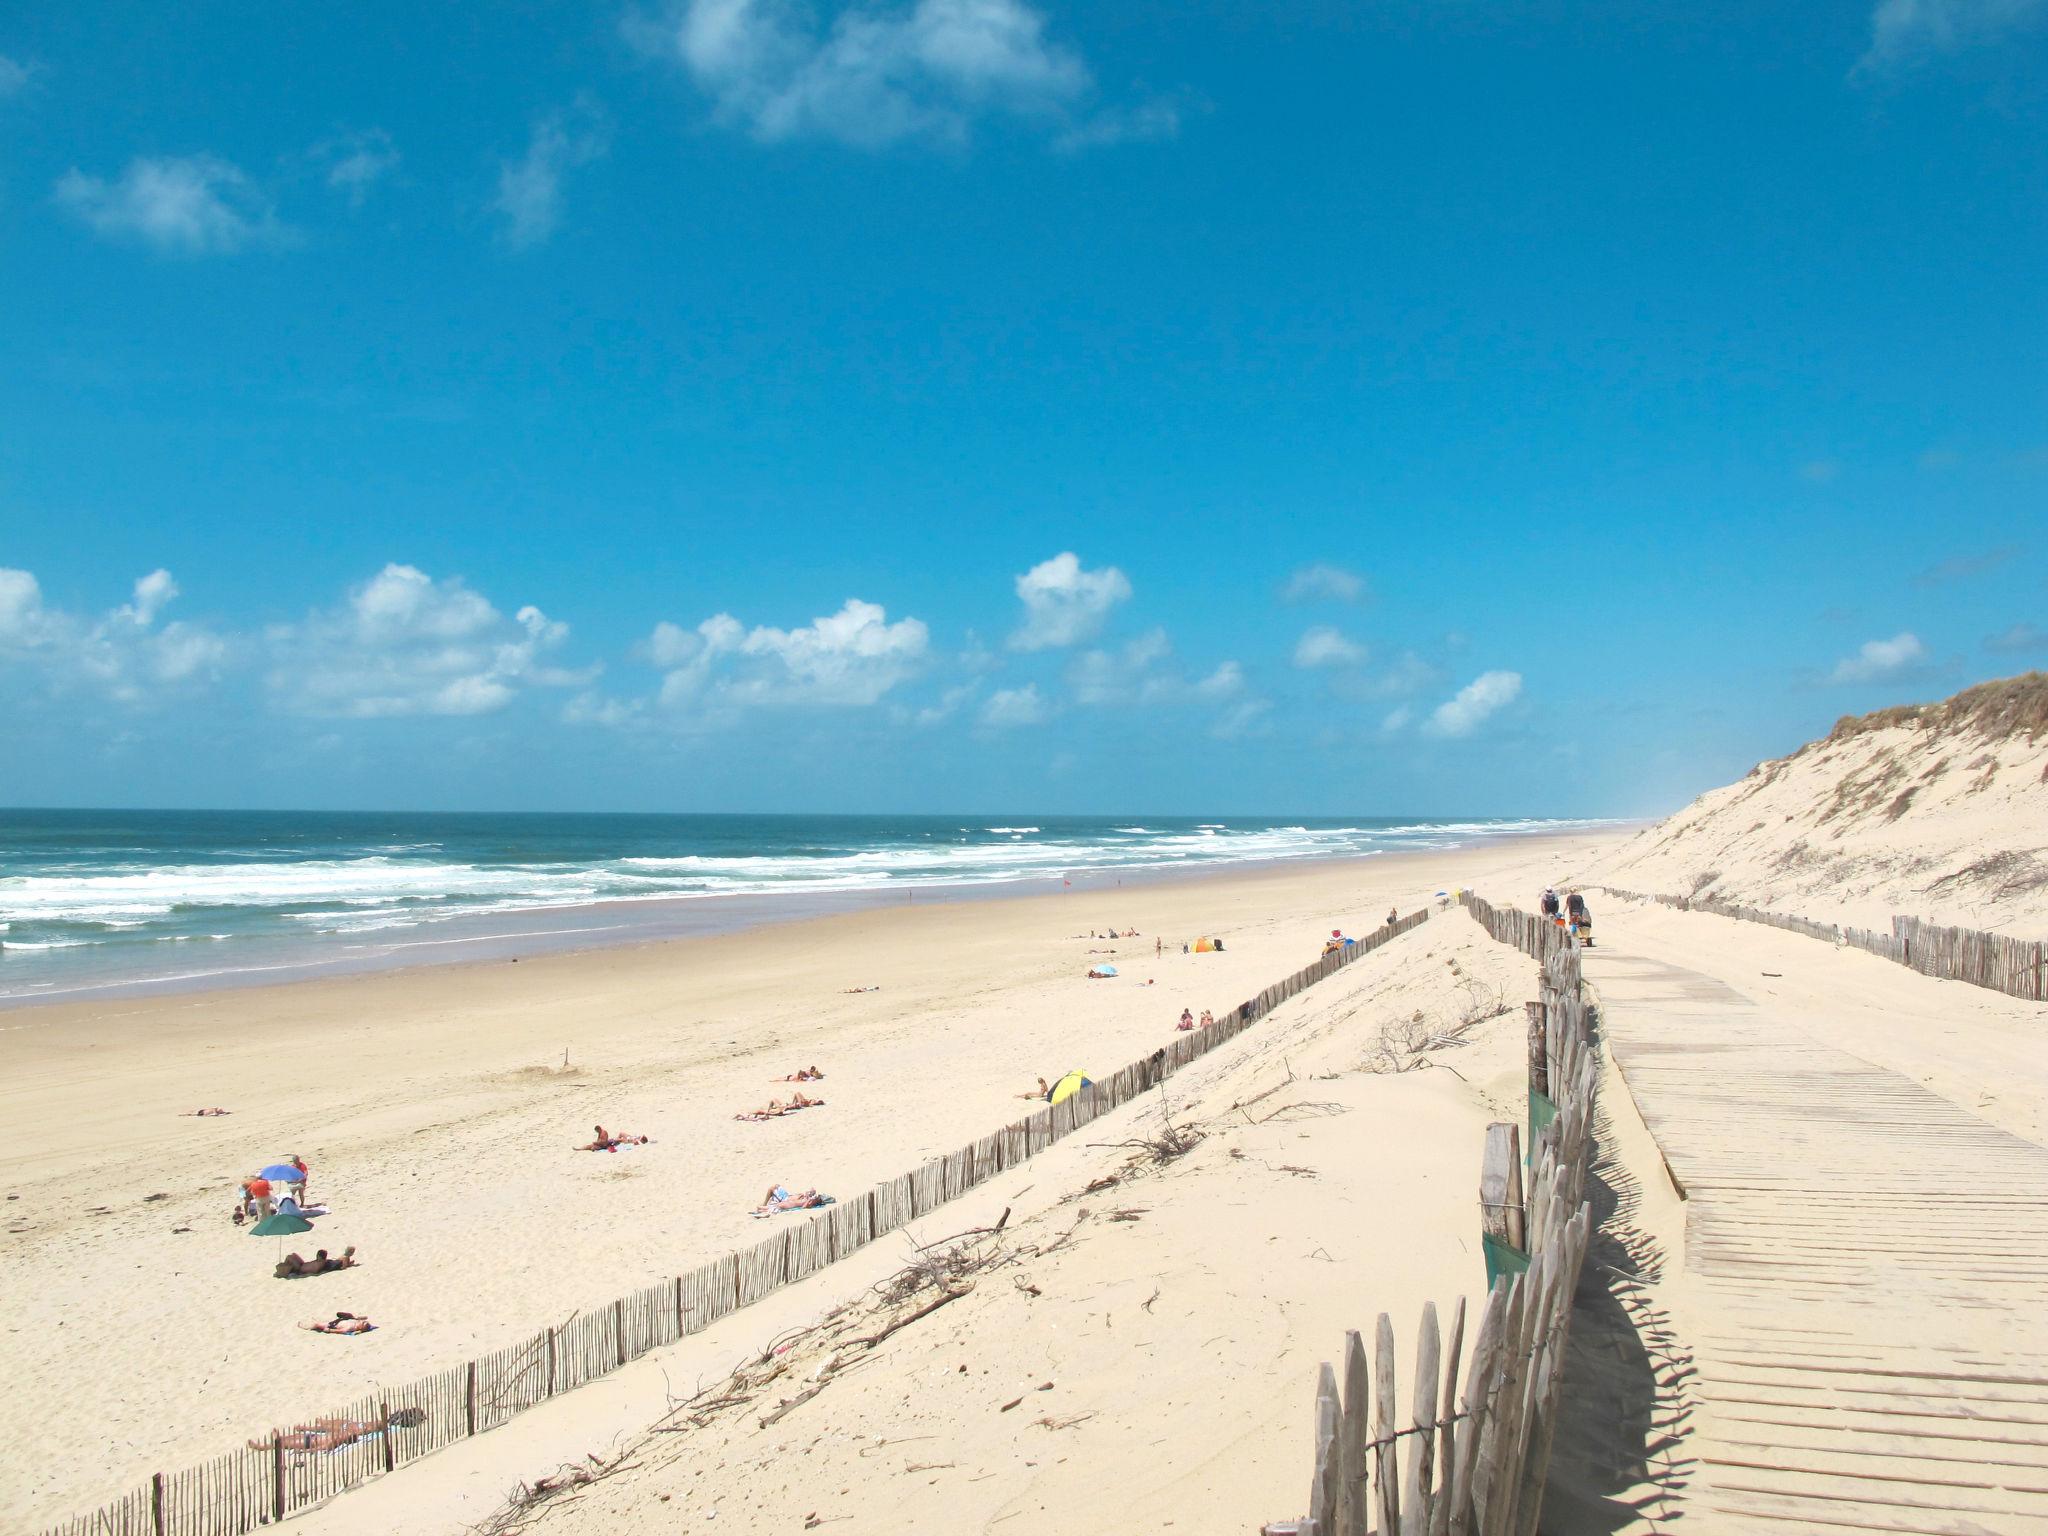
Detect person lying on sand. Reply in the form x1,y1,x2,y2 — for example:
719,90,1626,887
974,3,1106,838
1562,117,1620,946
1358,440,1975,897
301,1313,375,1335
841,985,881,993
276,1246,358,1279
734,1093,825,1122
579,1125,651,1152
752,1186,834,1215
777,1066,825,1082
184,1108,231,1117
250,1407,424,1453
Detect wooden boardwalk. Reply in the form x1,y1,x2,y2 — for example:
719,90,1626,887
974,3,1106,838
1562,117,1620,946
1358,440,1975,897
1586,944,2048,1535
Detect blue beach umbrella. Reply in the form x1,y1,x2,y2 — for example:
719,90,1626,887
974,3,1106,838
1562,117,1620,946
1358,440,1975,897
258,1163,303,1182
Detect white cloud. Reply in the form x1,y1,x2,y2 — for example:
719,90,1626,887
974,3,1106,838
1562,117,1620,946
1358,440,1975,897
117,569,179,627
1829,631,1927,684
1194,660,1243,698
1210,696,1271,740
646,598,929,711
1422,670,1522,738
980,682,1050,728
1380,704,1413,734
493,104,608,249
1986,622,2047,655
1292,625,1365,669
0,566,227,703
0,54,32,97
56,155,288,256
635,0,1138,149
1281,563,1366,604
270,564,584,717
1053,96,1182,152
911,681,979,725
1862,0,2047,66
1009,551,1130,651
320,130,400,207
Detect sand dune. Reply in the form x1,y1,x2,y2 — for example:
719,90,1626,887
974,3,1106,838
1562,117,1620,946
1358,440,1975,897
1579,672,2048,932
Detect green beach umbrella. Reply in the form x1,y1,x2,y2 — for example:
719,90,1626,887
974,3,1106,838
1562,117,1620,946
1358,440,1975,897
249,1208,315,1264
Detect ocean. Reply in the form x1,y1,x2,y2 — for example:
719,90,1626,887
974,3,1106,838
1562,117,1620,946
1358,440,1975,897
0,809,1597,1005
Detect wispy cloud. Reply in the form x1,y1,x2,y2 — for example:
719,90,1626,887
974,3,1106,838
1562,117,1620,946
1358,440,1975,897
56,155,290,256
0,53,33,97
493,104,609,249
1281,562,1367,604
1053,96,1184,153
1009,551,1130,651
318,130,401,207
1985,621,2047,655
980,682,1050,728
1292,625,1365,669
1421,670,1522,738
632,0,1171,151
1911,545,2017,588
1861,0,2048,68
1828,631,1927,684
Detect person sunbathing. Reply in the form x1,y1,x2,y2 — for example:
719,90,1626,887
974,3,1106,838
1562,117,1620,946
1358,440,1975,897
284,1246,356,1277
736,1093,824,1121
1178,1008,1195,1031
1018,1076,1051,1100
185,1107,231,1117
252,1407,424,1452
579,1125,650,1151
302,1313,375,1335
777,1066,825,1082
754,1185,828,1213
1199,1009,1215,1028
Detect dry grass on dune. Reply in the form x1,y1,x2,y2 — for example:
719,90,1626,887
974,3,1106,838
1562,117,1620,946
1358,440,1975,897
1580,672,2048,933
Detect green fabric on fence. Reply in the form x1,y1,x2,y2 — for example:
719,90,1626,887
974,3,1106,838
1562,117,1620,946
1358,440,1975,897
1483,1230,1529,1291
1528,1087,1558,1150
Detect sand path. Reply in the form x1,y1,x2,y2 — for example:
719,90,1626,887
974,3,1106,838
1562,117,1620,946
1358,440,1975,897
1587,933,2048,1534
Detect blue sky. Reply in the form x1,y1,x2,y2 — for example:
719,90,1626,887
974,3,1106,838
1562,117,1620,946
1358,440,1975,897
0,0,2043,816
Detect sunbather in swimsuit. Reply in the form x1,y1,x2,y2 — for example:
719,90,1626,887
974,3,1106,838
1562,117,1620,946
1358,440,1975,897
302,1313,375,1335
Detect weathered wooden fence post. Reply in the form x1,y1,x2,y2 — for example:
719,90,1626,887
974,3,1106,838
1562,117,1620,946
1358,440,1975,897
271,1432,285,1523
1524,1002,1547,1100
465,1362,478,1437
150,1472,165,1536
1309,1361,1341,1534
1481,1122,1526,1254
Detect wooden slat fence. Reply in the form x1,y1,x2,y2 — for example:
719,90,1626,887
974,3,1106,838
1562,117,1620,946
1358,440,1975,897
1591,885,2046,1003
1269,894,1598,1536
45,906,1437,1536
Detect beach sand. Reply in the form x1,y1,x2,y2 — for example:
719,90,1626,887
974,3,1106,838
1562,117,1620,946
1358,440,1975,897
291,875,1556,1536
0,831,1618,1530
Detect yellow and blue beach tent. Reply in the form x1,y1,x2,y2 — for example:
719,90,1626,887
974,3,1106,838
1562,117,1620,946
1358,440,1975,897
1048,1070,1092,1106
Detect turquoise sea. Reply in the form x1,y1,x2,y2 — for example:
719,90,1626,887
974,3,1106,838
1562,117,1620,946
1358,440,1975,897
0,809,1598,1005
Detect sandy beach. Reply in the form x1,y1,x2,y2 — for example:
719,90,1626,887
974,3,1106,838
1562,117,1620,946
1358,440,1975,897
0,829,1619,1531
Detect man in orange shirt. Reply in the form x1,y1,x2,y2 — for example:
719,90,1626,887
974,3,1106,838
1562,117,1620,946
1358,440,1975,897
240,1175,273,1221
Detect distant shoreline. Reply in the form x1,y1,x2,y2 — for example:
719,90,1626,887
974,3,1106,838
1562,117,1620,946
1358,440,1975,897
0,819,1632,1012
